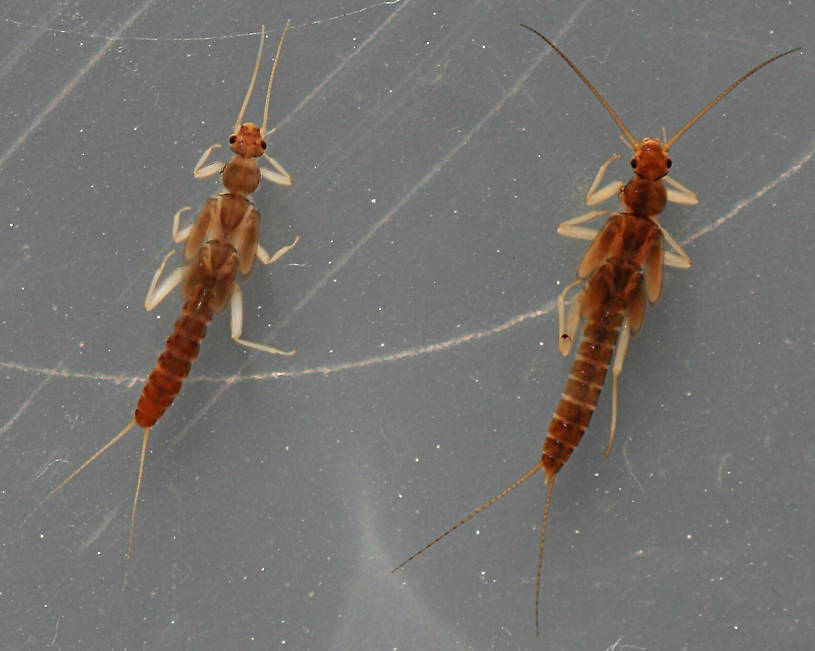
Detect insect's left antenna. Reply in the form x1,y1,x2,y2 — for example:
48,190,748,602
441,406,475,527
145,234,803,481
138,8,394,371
234,25,268,132
521,24,638,149
663,46,800,151
261,20,291,137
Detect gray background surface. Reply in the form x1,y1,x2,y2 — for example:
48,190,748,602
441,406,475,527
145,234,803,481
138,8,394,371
1,1,813,649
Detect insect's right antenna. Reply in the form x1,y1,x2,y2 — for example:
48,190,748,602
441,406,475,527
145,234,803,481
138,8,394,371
521,24,638,149
234,25,268,132
261,19,291,137
392,461,543,572
664,46,801,151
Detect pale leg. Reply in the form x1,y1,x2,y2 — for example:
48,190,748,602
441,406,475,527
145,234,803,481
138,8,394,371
193,143,225,179
256,234,299,265
557,209,612,241
585,153,624,206
606,316,631,457
260,154,292,186
656,222,692,269
144,251,185,311
229,285,295,355
557,279,584,356
171,206,194,243
664,175,699,206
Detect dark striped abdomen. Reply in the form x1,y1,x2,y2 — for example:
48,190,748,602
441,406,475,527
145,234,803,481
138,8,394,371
541,310,624,481
134,289,213,427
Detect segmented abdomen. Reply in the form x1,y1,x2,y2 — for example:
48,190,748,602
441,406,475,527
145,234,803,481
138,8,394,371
134,289,213,427
541,310,624,481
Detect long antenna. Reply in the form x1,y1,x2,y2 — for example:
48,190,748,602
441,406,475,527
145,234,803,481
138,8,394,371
234,25,268,132
261,20,291,136
664,46,801,151
521,24,638,149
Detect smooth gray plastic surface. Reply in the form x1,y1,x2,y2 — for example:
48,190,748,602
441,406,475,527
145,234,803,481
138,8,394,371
2,1,813,649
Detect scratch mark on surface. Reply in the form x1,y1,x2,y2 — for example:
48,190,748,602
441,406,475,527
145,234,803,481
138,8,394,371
45,616,61,647
0,357,67,436
0,0,158,171
35,458,69,479
0,3,64,81
0,360,143,388
622,437,645,495
272,0,411,134
684,136,815,245
378,417,397,456
606,636,647,651
2,1,404,42
79,505,120,551
0,300,554,384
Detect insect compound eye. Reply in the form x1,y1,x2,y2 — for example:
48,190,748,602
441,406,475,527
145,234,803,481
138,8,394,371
666,158,672,168
629,158,637,169
260,140,267,150
229,135,237,144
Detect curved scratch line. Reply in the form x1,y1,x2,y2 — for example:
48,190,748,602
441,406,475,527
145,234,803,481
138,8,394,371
2,2,404,42
2,301,552,386
235,300,555,382
0,360,141,387
0,0,157,171
683,137,815,245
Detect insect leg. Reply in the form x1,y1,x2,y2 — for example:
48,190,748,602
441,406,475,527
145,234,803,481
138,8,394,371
664,174,699,206
192,143,225,179
256,234,300,265
259,154,292,186
657,223,692,269
229,285,295,356
144,251,185,311
605,315,632,457
585,153,624,206
171,206,194,243
557,279,584,355
556,209,613,241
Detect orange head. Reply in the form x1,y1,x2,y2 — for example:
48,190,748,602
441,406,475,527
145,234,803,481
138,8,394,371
630,137,671,182
230,22,290,157
229,122,266,159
